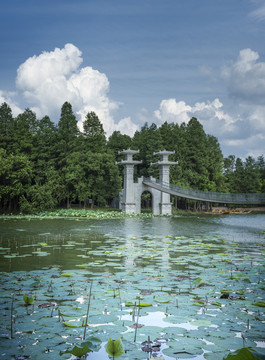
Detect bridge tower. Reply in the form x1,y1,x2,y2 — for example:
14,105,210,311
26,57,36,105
152,150,178,215
117,149,142,214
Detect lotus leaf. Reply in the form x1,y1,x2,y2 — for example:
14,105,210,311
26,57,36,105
253,301,265,307
223,347,260,360
60,344,92,357
106,337,124,358
61,272,71,277
23,294,34,305
192,277,206,287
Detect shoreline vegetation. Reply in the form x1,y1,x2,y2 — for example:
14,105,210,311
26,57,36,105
1,100,265,215
0,206,265,219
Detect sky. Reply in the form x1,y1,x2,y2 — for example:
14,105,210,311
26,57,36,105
0,0,265,158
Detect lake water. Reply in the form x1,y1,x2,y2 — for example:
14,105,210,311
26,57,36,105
0,213,264,272
0,213,264,360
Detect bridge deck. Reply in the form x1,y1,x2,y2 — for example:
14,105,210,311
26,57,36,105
143,178,265,205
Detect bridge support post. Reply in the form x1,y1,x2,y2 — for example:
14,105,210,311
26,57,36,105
152,151,178,215
117,149,142,214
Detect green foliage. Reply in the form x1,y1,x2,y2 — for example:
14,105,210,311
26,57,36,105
60,344,92,357
192,277,205,287
132,122,163,178
106,337,124,358
223,348,260,360
23,294,34,306
82,111,106,152
253,301,265,307
0,100,264,213
125,301,152,307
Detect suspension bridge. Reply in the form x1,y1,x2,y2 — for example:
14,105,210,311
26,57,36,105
118,149,265,215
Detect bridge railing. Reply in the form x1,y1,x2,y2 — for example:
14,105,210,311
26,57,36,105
143,178,265,205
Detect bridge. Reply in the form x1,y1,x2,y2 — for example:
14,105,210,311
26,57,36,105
143,178,265,205
117,149,265,215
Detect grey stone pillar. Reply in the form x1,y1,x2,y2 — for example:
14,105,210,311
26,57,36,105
152,150,178,215
117,149,142,214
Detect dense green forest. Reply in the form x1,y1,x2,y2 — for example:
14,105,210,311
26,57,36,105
0,101,264,213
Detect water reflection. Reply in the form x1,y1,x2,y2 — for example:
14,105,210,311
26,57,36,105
0,214,264,272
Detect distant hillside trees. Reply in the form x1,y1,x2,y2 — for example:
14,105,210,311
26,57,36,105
0,101,264,213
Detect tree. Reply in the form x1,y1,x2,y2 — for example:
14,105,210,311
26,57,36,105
223,155,236,192
82,111,106,152
13,108,37,156
21,168,63,213
205,135,225,191
257,155,265,192
33,115,58,184
107,131,132,160
158,121,187,187
0,149,32,211
57,102,80,207
57,102,79,164
132,122,163,178
0,102,14,153
233,158,245,193
86,152,121,208
182,118,210,190
243,156,261,193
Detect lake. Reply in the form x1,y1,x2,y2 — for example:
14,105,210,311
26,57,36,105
0,213,264,360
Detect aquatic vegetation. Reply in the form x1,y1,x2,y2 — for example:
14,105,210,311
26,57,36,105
0,216,265,359
106,337,124,358
223,347,260,359
35,209,155,219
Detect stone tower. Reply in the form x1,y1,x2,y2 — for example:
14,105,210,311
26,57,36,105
117,149,142,214
152,150,178,215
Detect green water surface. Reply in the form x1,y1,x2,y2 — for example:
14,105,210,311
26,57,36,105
0,214,264,360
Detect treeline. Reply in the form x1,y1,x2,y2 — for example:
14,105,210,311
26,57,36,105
0,101,264,213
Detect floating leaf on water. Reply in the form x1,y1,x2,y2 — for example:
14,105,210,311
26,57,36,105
32,251,50,256
59,344,92,357
63,322,84,328
253,301,265,307
61,272,71,277
155,296,171,304
192,278,206,287
38,302,56,308
125,301,152,307
236,289,245,295
23,294,34,306
193,300,206,307
106,337,124,358
190,319,212,327
76,263,90,268
223,347,260,360
210,301,222,307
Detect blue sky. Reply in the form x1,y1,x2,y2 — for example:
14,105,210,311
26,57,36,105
1,0,265,158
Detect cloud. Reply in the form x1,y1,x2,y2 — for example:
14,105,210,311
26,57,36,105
154,97,235,134
113,117,139,136
15,43,135,136
1,44,264,158
153,95,264,157
222,48,265,104
154,99,191,124
250,1,265,21
0,90,22,116
152,48,265,157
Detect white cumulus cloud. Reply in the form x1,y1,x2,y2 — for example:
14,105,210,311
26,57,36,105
154,97,235,135
154,99,191,124
0,90,22,116
152,48,265,157
14,43,136,136
222,48,265,104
